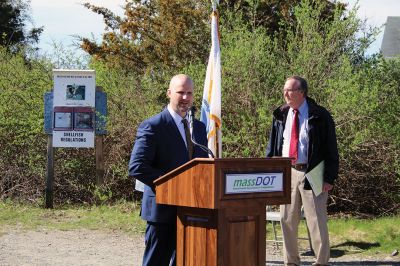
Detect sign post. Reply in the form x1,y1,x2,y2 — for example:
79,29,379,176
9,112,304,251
45,135,54,209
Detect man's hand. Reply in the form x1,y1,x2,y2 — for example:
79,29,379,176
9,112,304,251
322,182,333,192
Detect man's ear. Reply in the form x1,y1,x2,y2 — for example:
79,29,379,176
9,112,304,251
166,89,171,98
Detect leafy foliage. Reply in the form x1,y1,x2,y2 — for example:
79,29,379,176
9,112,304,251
0,0,399,215
80,0,343,74
0,46,51,200
219,0,345,33
81,0,210,73
0,0,43,52
189,0,399,215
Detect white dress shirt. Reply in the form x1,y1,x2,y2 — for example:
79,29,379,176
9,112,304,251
282,100,309,164
167,104,189,147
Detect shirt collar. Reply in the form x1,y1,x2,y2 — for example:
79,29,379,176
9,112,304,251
290,99,308,115
167,104,188,126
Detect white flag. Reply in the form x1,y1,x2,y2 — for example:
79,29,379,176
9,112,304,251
200,11,222,158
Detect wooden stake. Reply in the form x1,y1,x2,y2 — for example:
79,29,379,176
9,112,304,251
45,134,54,208
95,135,104,185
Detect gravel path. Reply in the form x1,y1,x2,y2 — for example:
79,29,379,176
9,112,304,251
0,229,399,265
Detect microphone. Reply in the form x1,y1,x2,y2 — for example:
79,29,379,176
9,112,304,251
188,106,215,158
188,106,196,136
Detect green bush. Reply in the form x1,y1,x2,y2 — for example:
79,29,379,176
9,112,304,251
185,0,400,215
0,0,398,215
0,46,51,200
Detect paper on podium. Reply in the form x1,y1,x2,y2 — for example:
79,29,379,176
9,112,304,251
305,160,324,196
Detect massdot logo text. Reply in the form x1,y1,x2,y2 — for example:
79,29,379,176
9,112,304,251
233,176,277,188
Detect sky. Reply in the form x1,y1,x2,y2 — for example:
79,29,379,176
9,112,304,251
342,0,400,54
30,0,126,55
29,0,400,56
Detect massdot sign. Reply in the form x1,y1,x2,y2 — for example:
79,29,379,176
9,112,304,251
225,172,283,194
52,70,96,148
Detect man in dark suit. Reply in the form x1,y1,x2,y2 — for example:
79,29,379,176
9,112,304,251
266,76,339,266
129,74,209,266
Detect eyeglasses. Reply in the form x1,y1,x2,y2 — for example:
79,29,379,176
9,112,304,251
282,88,299,93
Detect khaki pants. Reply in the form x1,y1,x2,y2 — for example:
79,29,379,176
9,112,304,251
280,168,330,265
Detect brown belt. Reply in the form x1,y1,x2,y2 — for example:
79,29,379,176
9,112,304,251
292,164,307,171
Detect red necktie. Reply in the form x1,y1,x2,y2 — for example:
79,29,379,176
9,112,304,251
289,109,299,164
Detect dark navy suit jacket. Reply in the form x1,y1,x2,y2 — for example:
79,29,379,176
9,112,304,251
129,108,208,223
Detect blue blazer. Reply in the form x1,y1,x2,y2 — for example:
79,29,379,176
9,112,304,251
129,108,208,223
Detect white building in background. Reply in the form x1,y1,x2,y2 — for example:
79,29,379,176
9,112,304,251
381,16,400,58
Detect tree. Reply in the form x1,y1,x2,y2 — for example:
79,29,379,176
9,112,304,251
0,0,43,51
81,0,210,74
81,0,345,74
219,0,346,33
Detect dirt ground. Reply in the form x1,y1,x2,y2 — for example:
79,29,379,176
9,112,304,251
0,229,399,266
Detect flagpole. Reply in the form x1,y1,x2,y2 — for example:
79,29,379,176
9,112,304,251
213,2,221,158
211,0,218,12
215,129,219,158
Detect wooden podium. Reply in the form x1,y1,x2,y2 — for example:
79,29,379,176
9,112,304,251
154,158,291,266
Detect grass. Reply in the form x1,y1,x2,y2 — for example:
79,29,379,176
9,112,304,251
328,217,400,256
1,200,399,258
266,215,400,257
0,200,146,236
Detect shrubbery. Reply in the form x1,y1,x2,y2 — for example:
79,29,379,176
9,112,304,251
0,0,398,215
0,46,51,201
